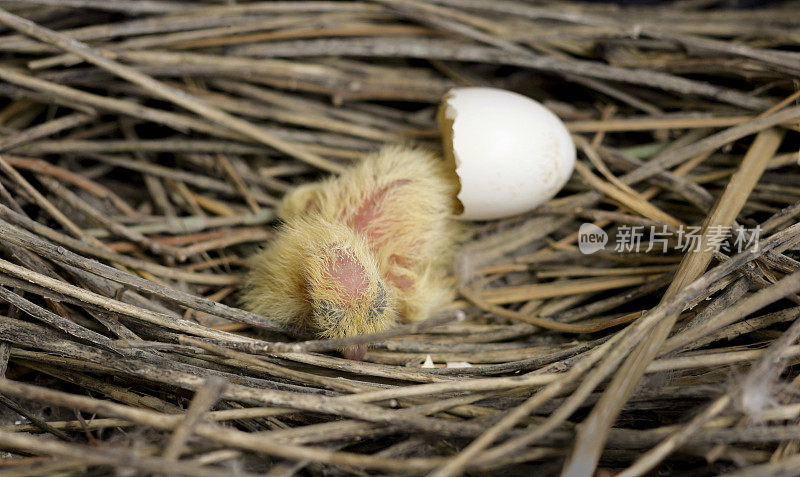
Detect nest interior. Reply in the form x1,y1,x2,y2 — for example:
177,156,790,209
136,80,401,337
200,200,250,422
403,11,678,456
0,1,799,475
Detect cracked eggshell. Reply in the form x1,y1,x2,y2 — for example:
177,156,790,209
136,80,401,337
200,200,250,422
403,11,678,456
438,87,575,221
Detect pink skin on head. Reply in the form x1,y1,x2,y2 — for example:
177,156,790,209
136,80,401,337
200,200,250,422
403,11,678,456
323,249,369,300
321,249,372,361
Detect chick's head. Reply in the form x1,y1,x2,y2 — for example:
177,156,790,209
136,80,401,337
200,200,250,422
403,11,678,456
301,227,398,346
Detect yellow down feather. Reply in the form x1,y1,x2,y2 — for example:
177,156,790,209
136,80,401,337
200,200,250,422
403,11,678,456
241,145,462,339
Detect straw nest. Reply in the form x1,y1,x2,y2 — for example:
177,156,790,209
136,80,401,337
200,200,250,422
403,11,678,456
0,1,799,475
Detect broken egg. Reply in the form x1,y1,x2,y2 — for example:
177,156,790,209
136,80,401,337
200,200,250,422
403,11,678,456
438,87,576,220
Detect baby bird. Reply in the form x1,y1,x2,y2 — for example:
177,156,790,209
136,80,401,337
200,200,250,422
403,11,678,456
242,145,462,359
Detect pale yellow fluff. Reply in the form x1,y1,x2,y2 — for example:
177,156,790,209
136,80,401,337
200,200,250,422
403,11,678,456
241,145,461,339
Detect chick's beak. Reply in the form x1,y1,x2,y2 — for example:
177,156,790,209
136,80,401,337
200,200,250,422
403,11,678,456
341,344,367,360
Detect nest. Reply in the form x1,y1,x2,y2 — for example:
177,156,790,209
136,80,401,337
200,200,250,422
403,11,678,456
0,1,799,475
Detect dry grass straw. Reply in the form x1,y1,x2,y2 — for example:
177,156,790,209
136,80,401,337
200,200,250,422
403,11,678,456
0,1,799,475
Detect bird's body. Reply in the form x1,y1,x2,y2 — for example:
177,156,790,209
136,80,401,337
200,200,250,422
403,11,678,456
242,146,461,358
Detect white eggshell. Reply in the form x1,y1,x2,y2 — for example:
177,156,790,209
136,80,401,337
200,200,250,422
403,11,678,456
439,87,575,220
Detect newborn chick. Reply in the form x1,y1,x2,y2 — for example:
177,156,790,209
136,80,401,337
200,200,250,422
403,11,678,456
242,145,461,359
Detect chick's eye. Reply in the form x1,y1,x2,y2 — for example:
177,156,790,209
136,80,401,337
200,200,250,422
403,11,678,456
314,300,345,324
368,283,387,322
